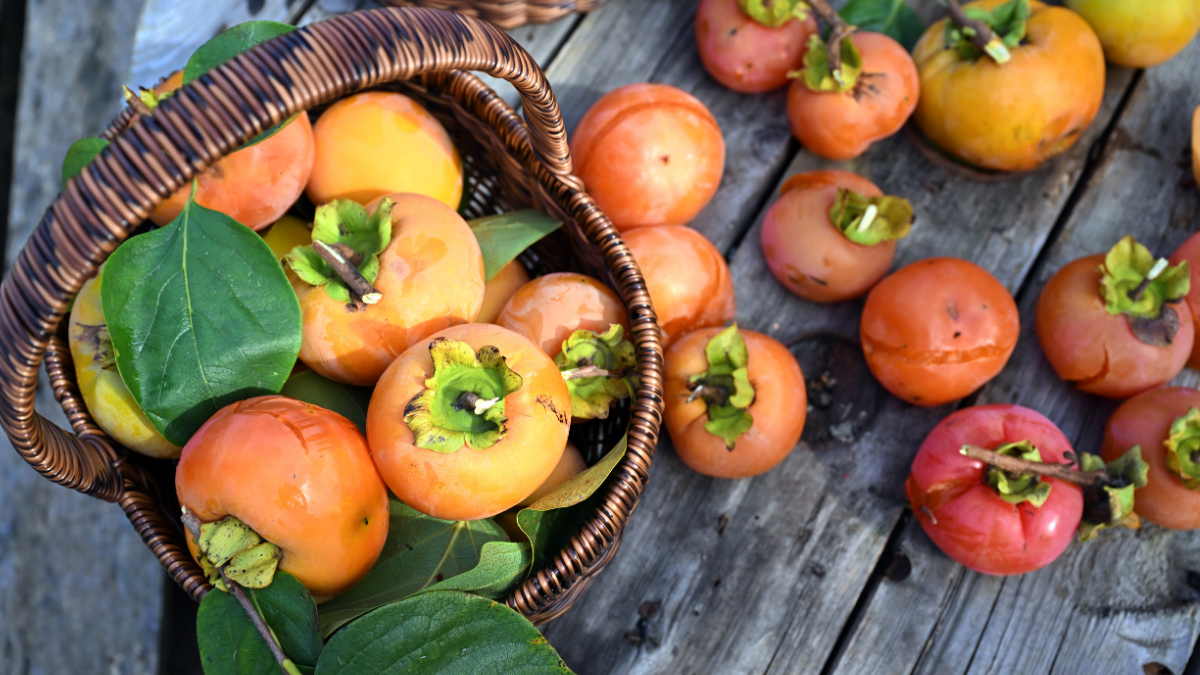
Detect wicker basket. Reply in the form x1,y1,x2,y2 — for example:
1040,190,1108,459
0,6,662,625
380,0,610,29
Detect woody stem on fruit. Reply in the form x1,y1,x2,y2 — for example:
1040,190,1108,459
562,364,626,381
1129,258,1170,302
944,0,1010,63
806,0,856,77
313,240,382,306
687,383,729,406
961,445,1108,486
457,390,500,415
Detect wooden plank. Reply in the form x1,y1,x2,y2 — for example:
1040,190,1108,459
544,2,1140,671
828,35,1200,675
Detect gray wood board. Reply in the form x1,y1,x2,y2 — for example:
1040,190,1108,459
828,35,1200,675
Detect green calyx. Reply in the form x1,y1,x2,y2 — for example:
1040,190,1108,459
191,514,282,592
1165,407,1200,491
1098,235,1189,321
555,324,638,421
944,0,1028,64
404,338,524,453
687,324,755,450
985,440,1052,507
124,85,171,113
285,199,393,305
829,188,914,246
738,0,810,28
1078,447,1150,541
792,33,863,93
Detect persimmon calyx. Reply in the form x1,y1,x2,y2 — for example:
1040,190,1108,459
1098,235,1189,345
124,85,170,115
180,508,282,592
556,324,637,421
738,0,810,27
687,324,755,450
829,189,914,246
944,0,1028,64
286,198,393,306
791,33,862,93
1165,407,1200,491
1078,447,1149,541
404,337,523,453
979,440,1053,507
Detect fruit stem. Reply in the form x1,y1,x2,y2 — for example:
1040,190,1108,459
123,86,154,116
313,240,382,307
806,0,855,83
562,364,627,381
687,383,730,407
220,569,302,675
961,445,1107,486
457,391,500,415
944,0,1010,63
1129,258,1170,302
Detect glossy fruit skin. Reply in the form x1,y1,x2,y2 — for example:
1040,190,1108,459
1035,254,1194,399
1101,387,1200,530
761,170,896,302
176,396,389,600
665,328,806,478
306,91,463,209
1066,0,1200,68
861,258,1019,407
623,225,736,348
477,260,531,324
572,83,725,230
786,32,920,160
907,404,1083,576
519,441,587,506
293,193,485,386
366,323,571,521
262,214,312,261
1169,232,1200,369
495,272,630,358
694,0,818,93
148,110,314,231
913,0,1105,172
1193,105,1200,190
69,269,180,458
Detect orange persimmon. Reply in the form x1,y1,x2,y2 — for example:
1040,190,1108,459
495,272,630,358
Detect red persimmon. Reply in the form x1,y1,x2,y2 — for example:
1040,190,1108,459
907,404,1083,576
694,0,818,93
1169,231,1200,369
495,272,630,358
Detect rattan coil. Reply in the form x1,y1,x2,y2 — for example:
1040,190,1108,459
1,6,662,625
380,0,610,29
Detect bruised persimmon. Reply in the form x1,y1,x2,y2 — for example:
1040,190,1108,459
495,272,629,358
286,193,484,386
761,170,912,303
623,225,736,348
477,260,531,324
786,31,919,160
366,323,571,521
306,91,462,209
176,396,389,600
912,0,1105,172
572,83,725,230
694,0,818,93
1036,236,1193,399
665,324,806,478
861,258,1019,406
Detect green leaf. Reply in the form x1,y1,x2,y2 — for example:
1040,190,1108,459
100,192,302,446
317,499,508,638
738,0,810,28
423,541,531,599
829,188,914,246
183,21,295,85
61,137,109,189
468,210,562,281
315,592,573,675
794,34,863,93
197,572,322,675
838,0,924,50
943,0,1028,63
518,434,627,571
279,370,372,435
1098,235,1190,320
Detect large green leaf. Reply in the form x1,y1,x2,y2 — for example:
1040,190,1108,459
315,592,573,675
101,193,302,446
183,21,295,84
317,500,507,638
468,210,561,281
197,572,322,675
61,137,109,189
518,434,627,571
279,370,372,434
839,0,925,51
423,541,531,599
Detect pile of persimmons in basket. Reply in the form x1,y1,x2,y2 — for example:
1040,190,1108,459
56,0,1200,672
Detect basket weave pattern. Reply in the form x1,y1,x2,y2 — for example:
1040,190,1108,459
380,0,610,29
0,7,662,624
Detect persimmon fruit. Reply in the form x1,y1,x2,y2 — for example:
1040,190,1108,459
694,0,818,93
176,396,389,600
477,260,531,324
572,83,725,230
366,323,571,521
519,441,587,506
1169,231,1200,369
495,272,629,358
761,170,912,303
861,258,1019,407
1065,0,1200,68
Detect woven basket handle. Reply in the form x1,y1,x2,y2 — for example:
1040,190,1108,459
0,7,576,501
